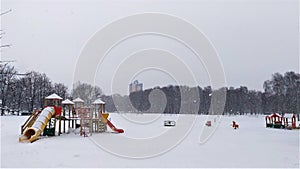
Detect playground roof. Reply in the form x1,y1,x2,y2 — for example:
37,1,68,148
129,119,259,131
73,98,84,103
45,93,63,100
92,99,105,105
270,113,281,118
62,99,74,105
283,113,295,118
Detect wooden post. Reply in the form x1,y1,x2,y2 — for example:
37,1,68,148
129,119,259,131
63,108,66,133
53,117,57,136
58,116,61,136
80,118,82,136
74,107,76,129
63,119,65,133
90,111,93,136
68,105,71,129
72,118,74,129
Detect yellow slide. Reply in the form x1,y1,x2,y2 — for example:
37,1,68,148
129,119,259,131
19,107,55,143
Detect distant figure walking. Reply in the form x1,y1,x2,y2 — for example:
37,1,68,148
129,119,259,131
232,121,239,129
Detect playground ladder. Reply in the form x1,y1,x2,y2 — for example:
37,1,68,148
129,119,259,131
98,121,107,132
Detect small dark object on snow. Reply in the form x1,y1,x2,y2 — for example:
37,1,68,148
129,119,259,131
164,120,176,127
205,121,212,127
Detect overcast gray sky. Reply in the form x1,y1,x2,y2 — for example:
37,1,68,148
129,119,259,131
1,0,299,95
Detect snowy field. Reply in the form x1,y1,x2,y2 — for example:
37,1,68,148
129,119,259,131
1,113,299,168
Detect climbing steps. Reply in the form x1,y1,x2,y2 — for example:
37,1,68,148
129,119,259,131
98,121,107,132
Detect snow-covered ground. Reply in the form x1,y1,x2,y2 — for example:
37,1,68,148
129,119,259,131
1,113,299,168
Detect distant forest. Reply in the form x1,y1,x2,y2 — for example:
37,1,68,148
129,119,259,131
0,63,299,116
105,71,300,115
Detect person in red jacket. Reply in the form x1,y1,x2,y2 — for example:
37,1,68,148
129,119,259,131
232,121,239,129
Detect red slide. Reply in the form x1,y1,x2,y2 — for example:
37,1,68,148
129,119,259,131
107,119,124,133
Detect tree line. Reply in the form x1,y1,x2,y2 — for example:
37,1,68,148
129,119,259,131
0,63,299,116
103,71,300,116
0,64,68,115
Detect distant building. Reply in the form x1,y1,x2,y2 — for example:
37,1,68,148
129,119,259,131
129,80,143,93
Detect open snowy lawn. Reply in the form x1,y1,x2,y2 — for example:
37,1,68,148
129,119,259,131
1,114,299,168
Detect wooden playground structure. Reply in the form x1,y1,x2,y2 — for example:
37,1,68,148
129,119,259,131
19,94,124,143
78,99,110,137
265,113,300,129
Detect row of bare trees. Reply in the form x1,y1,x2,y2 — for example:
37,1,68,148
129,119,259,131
0,64,68,115
0,64,105,115
102,71,300,115
1,63,299,116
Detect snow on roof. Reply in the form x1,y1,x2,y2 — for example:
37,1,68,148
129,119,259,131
270,113,281,117
73,98,84,103
45,93,63,100
92,98,105,105
62,99,74,105
283,113,295,118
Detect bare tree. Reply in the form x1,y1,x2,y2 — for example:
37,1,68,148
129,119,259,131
72,81,103,106
0,63,17,115
53,83,68,99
